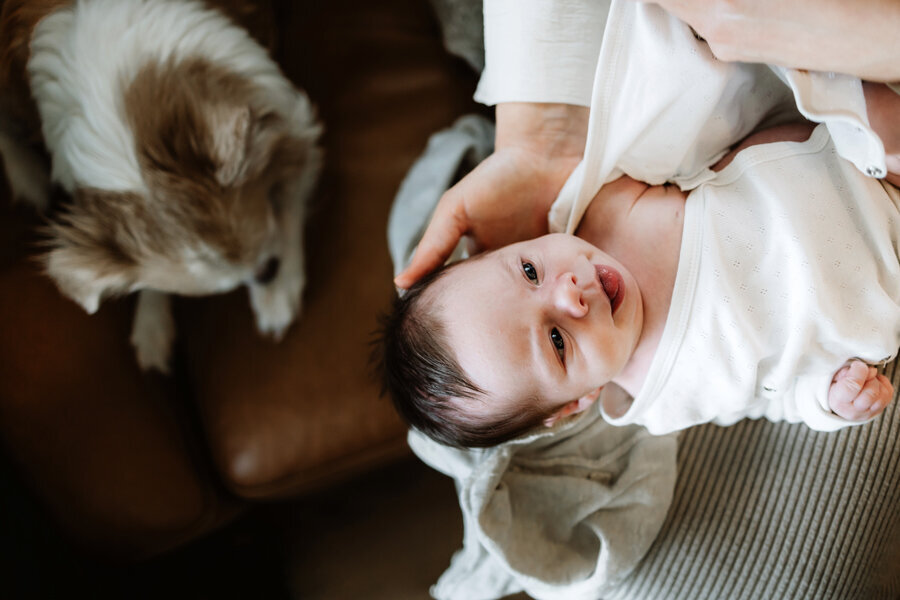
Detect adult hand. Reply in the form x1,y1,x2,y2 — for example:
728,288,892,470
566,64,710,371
635,0,900,82
394,102,588,289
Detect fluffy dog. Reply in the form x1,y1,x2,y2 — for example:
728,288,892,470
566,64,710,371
0,0,322,372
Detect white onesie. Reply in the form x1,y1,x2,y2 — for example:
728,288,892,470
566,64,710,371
601,125,900,433
501,0,900,432
474,0,898,433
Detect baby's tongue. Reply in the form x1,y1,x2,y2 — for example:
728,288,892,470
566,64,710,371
597,266,622,312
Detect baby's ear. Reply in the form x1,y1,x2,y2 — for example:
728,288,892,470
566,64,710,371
543,387,602,427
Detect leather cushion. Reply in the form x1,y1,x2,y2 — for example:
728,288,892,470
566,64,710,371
176,0,481,498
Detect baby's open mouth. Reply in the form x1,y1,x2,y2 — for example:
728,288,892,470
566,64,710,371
596,265,624,314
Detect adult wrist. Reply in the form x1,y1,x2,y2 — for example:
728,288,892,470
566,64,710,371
495,102,589,161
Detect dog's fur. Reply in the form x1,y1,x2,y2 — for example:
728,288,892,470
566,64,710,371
0,0,322,372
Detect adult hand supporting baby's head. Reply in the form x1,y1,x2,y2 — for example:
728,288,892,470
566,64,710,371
394,102,588,289
632,0,900,82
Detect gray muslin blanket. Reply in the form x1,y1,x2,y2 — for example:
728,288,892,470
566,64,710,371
387,114,679,600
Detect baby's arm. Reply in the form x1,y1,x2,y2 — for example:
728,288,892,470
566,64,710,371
711,123,816,172
713,87,900,185
828,360,893,421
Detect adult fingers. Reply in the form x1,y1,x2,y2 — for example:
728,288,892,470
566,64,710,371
393,191,468,289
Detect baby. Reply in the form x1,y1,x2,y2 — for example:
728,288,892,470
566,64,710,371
380,123,900,448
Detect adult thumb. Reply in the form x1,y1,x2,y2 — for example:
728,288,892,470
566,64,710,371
394,195,468,289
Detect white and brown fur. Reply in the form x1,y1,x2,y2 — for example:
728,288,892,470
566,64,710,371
0,0,322,372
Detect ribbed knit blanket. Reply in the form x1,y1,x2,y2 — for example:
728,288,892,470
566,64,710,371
606,363,900,600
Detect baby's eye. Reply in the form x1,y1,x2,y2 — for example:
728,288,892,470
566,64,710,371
550,328,565,360
522,262,538,282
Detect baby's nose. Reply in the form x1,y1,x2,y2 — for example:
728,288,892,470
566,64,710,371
553,274,588,318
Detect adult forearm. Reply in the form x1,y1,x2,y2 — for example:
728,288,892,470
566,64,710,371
495,102,590,158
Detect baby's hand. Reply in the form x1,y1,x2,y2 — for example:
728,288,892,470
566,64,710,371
828,360,894,421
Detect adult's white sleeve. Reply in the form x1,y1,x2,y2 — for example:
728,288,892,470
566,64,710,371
474,0,609,107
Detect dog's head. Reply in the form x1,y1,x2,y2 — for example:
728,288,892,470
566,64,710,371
44,57,321,313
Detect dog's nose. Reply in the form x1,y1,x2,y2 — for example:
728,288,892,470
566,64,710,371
255,257,280,284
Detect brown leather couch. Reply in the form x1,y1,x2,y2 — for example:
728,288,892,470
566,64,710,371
0,0,479,559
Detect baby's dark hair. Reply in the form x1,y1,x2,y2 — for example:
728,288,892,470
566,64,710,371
377,258,549,448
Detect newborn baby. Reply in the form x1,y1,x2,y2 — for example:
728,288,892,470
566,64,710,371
380,123,899,448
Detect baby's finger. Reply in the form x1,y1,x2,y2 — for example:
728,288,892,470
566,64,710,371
829,383,863,417
846,359,870,382
832,361,866,395
854,376,893,418
866,365,878,382
872,374,895,412
876,373,894,398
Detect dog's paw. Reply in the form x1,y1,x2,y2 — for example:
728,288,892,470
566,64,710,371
130,290,176,374
249,267,305,340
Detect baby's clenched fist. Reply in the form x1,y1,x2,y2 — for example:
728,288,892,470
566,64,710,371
828,360,893,421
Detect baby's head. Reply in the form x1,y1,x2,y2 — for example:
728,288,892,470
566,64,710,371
380,233,644,448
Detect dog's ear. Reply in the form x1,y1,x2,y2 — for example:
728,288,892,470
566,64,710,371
43,190,138,314
209,104,253,187
45,249,132,314
208,103,306,187
44,246,132,314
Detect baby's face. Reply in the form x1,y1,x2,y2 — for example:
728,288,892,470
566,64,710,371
436,233,644,418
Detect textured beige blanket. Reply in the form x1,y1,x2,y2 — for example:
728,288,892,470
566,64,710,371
606,362,900,600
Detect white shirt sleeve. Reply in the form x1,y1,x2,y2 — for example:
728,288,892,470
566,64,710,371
785,374,868,432
772,66,889,179
474,0,610,107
